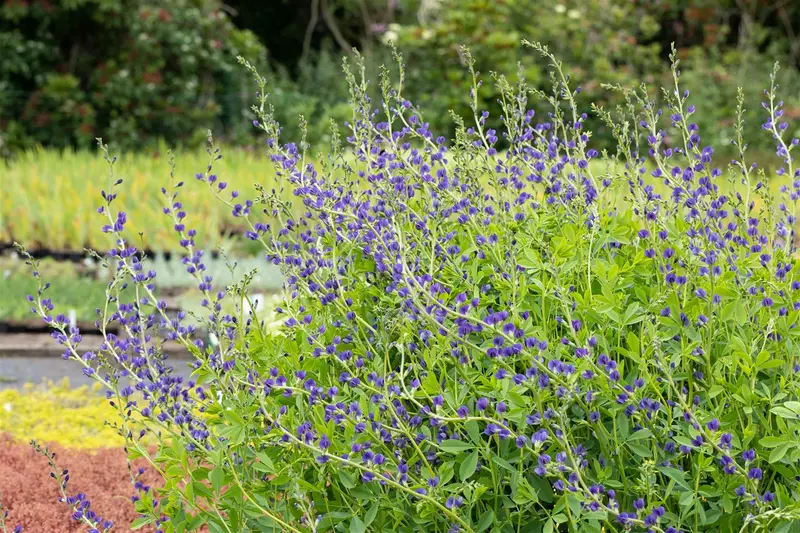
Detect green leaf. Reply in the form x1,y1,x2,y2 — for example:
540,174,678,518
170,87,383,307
567,494,582,518
730,335,748,354
679,489,694,507
755,350,770,369
465,420,482,444
759,436,789,448
772,403,800,419
252,452,275,474
475,509,495,532
440,440,473,453
364,503,379,527
218,424,246,446
628,443,652,457
657,466,691,491
492,455,515,472
721,495,733,514
338,470,356,489
507,390,528,407
210,466,225,494
460,450,479,480
622,303,641,325
616,412,630,439
627,429,653,442
207,518,227,533
350,517,366,533
626,331,640,355
708,384,725,399
130,517,155,530
786,401,800,413
316,512,350,530
270,473,291,486
759,359,784,370
769,442,793,464
583,511,609,522
720,301,737,322
696,501,708,525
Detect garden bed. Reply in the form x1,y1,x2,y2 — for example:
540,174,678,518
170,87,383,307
0,436,157,532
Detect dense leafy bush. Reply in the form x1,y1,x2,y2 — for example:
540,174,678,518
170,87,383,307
386,0,662,148
384,0,800,153
0,0,264,153
674,47,800,156
8,43,800,532
262,45,367,147
5,0,800,156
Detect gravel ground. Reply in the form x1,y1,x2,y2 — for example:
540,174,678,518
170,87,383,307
0,333,189,356
0,353,197,389
0,333,196,389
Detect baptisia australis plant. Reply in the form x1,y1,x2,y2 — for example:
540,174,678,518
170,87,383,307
10,42,800,533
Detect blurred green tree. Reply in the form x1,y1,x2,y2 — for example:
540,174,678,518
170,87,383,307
0,0,265,152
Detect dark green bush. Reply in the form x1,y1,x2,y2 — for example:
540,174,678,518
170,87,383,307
3,0,800,156
383,0,661,148
0,0,265,152
383,0,800,153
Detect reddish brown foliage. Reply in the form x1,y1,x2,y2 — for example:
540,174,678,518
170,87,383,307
0,436,158,532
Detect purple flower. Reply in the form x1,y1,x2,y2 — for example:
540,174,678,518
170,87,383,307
445,496,463,509
319,434,330,450
695,288,707,299
477,397,489,411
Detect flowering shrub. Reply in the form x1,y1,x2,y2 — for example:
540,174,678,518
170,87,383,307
7,42,800,533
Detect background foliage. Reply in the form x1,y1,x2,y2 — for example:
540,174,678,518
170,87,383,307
0,0,265,155
2,0,800,157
